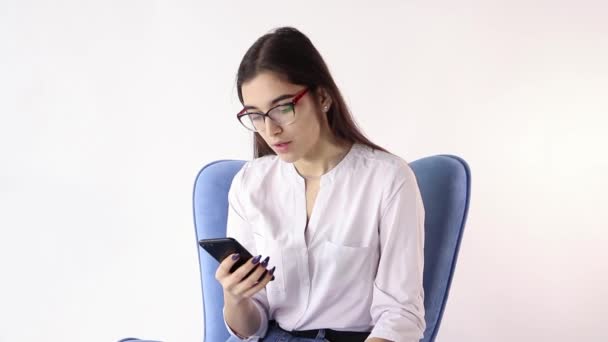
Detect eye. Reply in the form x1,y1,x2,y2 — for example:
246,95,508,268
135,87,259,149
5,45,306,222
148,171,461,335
277,104,293,114
250,114,264,121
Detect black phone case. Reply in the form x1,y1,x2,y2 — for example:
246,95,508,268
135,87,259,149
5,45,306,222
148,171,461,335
198,237,265,281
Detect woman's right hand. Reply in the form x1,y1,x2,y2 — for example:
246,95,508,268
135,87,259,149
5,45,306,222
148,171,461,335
216,253,275,305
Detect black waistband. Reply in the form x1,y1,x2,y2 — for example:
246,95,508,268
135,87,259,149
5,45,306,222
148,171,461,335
270,320,370,342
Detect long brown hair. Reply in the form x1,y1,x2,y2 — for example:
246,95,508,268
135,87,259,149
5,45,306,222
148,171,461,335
236,27,388,158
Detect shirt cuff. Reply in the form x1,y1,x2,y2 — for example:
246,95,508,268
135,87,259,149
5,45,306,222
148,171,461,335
368,329,420,342
223,299,269,341
368,313,425,342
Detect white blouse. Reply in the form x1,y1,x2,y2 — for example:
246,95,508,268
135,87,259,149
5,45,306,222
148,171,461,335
223,143,426,342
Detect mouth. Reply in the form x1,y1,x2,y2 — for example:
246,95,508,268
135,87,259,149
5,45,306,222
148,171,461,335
272,141,292,152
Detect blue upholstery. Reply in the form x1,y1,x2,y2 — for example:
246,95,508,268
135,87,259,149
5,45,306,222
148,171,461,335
193,160,247,342
410,155,471,342
191,155,471,342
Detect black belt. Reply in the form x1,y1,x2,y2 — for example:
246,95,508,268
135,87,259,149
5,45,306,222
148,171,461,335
270,320,370,342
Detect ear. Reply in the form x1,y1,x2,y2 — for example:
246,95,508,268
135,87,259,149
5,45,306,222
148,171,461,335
316,87,333,113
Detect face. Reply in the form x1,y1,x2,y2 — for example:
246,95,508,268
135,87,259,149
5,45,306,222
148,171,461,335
240,72,330,163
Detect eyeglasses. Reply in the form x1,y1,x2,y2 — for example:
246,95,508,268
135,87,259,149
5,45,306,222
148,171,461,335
236,88,309,132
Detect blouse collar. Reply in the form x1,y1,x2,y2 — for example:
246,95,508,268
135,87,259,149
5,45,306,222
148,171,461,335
281,143,362,187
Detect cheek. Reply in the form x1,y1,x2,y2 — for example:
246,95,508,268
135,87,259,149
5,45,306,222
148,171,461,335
287,119,318,143
256,132,273,145
307,115,324,138
297,110,322,133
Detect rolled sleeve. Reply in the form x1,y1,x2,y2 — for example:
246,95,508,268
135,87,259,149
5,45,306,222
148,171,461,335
222,165,270,340
368,165,426,342
223,298,269,341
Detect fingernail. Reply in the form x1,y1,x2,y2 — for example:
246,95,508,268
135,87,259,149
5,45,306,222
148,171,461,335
271,276,275,281
268,266,276,275
261,256,270,267
231,253,240,261
252,255,261,264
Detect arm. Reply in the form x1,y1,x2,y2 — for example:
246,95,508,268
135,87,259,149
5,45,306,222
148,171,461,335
220,256,271,340
367,164,426,342
223,294,263,338
366,338,392,342
221,165,271,339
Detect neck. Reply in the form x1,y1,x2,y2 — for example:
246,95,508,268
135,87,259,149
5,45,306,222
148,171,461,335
294,136,353,179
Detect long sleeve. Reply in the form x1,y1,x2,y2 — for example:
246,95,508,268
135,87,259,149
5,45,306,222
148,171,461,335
223,165,270,341
368,165,426,342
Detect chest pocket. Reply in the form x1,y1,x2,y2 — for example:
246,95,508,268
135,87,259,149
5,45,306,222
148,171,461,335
253,232,286,293
321,239,375,299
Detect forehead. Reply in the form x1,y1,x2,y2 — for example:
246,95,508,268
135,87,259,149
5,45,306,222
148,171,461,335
241,72,302,108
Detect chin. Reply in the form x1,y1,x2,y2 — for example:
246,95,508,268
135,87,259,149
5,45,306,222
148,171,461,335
276,154,299,163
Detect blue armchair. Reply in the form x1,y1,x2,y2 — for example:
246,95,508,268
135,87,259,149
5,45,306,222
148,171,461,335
120,154,471,342
192,154,471,342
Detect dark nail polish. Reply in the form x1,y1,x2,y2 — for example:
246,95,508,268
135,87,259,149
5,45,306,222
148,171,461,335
271,276,275,281
231,253,240,261
269,266,276,275
252,255,261,264
261,256,270,267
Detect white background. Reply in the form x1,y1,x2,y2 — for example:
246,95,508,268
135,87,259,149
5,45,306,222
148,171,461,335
1,1,607,341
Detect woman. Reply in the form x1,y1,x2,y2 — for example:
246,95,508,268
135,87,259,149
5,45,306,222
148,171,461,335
215,27,426,342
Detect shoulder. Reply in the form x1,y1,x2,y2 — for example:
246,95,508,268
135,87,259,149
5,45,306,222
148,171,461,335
351,145,422,215
230,154,280,191
351,144,416,183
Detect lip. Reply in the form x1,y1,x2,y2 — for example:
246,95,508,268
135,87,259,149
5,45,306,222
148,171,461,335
272,141,291,153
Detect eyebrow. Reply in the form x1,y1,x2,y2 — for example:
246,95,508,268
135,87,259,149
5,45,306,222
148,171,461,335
243,93,296,111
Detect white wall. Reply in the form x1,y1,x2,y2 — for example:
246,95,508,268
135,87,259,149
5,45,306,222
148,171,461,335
1,1,607,341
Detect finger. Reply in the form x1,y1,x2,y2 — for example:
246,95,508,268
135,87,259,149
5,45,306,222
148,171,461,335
241,269,274,298
232,255,262,281
216,253,242,279
230,255,262,284
220,255,261,293
233,262,269,294
253,266,275,287
253,256,273,283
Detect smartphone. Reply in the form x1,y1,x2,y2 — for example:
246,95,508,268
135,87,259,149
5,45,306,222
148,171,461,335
199,237,267,281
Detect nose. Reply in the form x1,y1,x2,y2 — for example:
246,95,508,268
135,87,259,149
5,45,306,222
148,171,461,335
264,117,282,135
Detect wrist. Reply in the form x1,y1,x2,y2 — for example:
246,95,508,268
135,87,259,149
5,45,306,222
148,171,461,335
223,291,244,307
